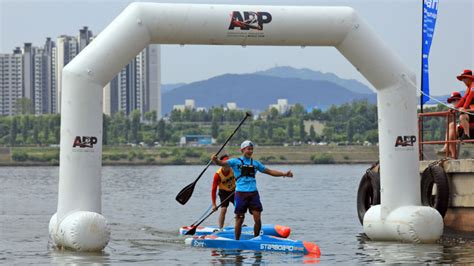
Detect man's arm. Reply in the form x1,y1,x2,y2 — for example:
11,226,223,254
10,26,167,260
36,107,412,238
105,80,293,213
456,88,469,109
211,154,229,166
263,168,293,177
463,88,474,109
211,173,219,209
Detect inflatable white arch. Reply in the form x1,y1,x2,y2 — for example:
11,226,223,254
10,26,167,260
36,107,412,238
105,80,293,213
49,3,443,251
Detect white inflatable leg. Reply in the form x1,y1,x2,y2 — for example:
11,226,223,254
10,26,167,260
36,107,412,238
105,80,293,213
364,205,443,243
49,211,110,251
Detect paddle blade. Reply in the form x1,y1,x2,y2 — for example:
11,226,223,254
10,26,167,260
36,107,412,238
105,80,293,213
185,226,197,235
175,182,196,205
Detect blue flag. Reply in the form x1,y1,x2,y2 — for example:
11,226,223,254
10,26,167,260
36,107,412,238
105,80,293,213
421,0,439,104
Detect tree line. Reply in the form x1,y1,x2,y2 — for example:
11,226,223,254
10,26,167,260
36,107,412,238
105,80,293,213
0,100,447,147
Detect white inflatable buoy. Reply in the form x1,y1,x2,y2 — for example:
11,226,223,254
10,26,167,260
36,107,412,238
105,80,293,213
49,211,110,251
364,205,443,243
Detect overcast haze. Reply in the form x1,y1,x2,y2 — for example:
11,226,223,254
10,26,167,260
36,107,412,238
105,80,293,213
1,0,472,96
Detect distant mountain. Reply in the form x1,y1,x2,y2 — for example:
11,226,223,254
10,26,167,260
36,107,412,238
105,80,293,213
255,66,375,95
162,73,376,114
425,94,453,106
161,68,454,114
161,83,186,93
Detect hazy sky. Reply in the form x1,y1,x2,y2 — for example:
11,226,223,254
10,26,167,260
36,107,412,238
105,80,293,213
0,0,472,96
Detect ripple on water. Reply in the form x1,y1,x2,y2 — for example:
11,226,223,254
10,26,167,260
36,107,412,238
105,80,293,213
2,165,474,264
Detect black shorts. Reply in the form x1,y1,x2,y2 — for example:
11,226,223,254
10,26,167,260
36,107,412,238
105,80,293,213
218,189,235,208
234,191,263,214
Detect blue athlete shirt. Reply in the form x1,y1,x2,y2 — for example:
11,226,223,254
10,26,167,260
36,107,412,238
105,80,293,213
227,156,266,192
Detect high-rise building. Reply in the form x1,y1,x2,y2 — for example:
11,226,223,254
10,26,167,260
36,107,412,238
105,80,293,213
1,26,161,118
32,38,56,115
22,43,34,102
104,45,161,119
0,48,23,115
33,47,45,115
78,26,93,52
2,43,54,116
51,46,57,113
147,45,161,119
56,35,78,113
117,59,137,115
103,77,119,116
43,38,56,114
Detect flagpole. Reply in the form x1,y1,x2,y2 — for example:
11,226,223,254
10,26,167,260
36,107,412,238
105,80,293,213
420,0,424,113
420,0,424,160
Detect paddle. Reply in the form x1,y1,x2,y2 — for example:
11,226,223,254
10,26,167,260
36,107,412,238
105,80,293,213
175,112,251,205
185,192,235,235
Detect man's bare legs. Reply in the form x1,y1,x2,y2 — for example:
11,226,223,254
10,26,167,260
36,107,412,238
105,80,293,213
252,211,262,237
218,207,227,229
447,121,457,157
234,211,261,240
235,214,244,240
460,111,470,138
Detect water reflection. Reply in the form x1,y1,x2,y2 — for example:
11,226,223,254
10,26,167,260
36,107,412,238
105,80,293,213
302,253,321,264
209,249,320,265
49,249,110,265
356,233,474,264
211,250,263,265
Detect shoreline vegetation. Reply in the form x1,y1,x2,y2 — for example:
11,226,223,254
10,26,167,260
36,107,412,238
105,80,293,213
1,101,388,154
1,145,379,166
2,102,451,168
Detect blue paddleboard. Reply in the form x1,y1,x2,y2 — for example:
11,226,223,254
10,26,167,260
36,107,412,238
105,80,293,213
179,224,291,238
184,234,321,256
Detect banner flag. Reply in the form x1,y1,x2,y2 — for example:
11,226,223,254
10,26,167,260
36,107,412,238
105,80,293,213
421,0,439,104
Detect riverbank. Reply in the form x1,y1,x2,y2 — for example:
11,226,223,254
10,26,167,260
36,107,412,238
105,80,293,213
0,145,380,166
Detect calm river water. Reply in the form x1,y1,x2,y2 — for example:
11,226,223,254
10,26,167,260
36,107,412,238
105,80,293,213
1,164,474,264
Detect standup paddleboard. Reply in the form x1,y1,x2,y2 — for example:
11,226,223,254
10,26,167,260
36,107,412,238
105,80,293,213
185,234,321,256
179,224,290,238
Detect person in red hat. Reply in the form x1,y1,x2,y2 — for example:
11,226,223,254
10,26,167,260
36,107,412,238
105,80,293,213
454,69,474,140
439,91,462,157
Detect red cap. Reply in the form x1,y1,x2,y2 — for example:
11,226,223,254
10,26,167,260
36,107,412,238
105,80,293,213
447,91,462,103
219,154,229,161
457,69,474,81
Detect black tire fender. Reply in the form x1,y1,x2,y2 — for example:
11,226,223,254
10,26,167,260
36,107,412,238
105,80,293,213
357,163,381,225
420,164,449,218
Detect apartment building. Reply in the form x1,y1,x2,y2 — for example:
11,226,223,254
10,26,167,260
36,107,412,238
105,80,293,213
1,27,161,119
0,48,23,115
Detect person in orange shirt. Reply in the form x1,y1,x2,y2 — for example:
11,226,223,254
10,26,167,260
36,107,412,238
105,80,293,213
211,154,235,229
455,69,474,140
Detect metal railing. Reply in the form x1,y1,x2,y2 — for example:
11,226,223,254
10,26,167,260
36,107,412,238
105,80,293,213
418,110,474,160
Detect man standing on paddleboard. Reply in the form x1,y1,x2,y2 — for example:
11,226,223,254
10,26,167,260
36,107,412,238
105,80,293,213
211,140,293,240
